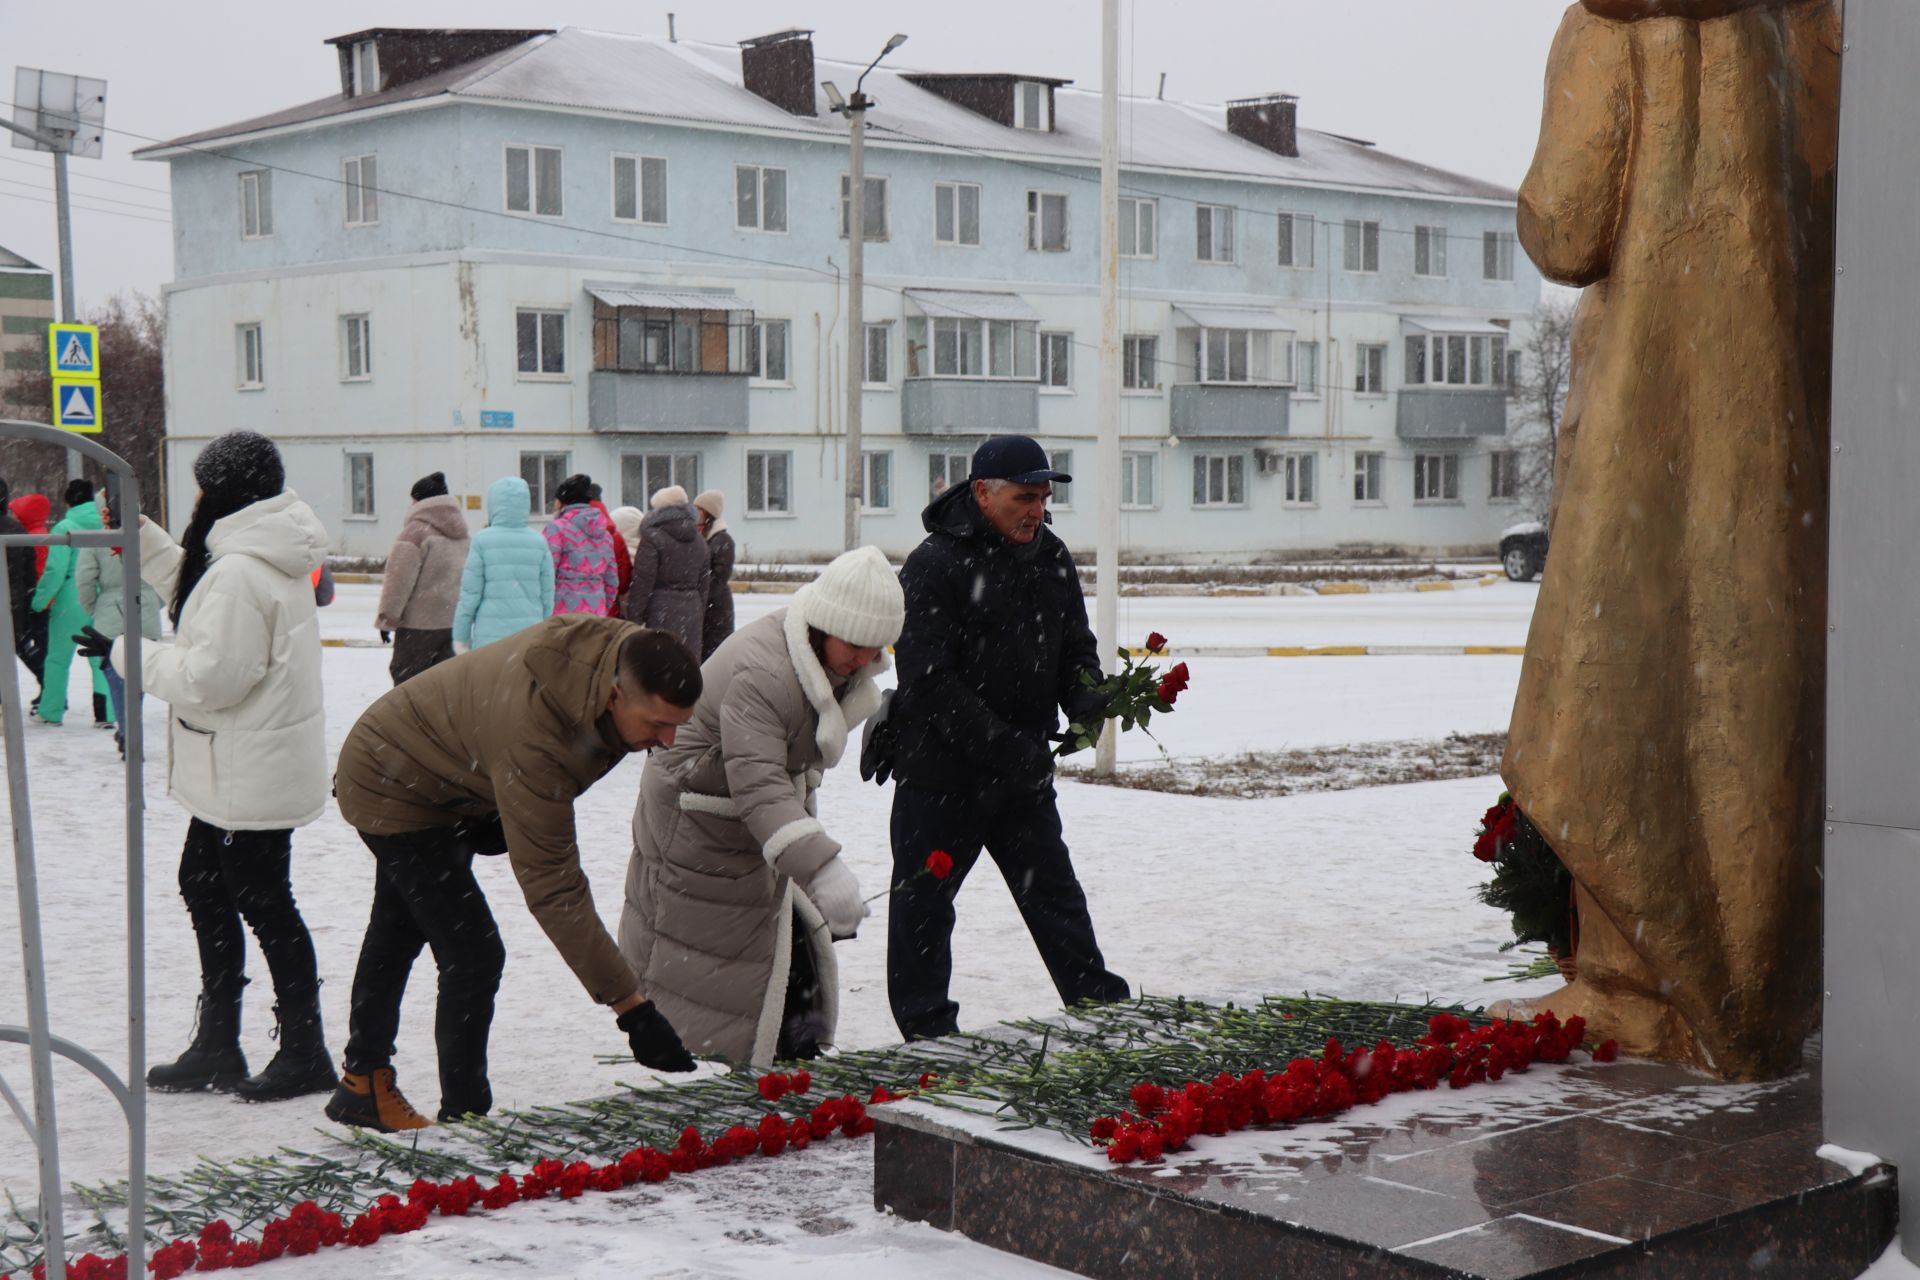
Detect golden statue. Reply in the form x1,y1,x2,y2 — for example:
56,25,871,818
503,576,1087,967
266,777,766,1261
1501,0,1839,1080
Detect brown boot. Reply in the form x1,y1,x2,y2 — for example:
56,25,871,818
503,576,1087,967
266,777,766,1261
323,1065,430,1132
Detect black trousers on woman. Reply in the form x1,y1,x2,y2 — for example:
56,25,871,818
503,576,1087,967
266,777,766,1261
178,818,322,1009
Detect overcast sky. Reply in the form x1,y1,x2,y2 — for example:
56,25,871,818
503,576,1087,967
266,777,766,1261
0,0,1568,307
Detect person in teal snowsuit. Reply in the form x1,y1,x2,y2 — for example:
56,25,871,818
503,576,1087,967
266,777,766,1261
32,479,112,726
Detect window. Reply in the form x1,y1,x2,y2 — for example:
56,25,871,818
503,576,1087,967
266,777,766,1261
862,450,893,511
341,314,371,381
750,319,790,382
346,453,375,517
1119,197,1156,258
747,450,792,514
1277,212,1315,268
343,155,378,226
1121,451,1157,509
1414,225,1448,278
1484,231,1516,281
612,154,667,224
1404,331,1508,387
1490,450,1521,501
351,41,380,96
1026,190,1070,252
1123,335,1160,390
1343,219,1380,272
1040,332,1072,389
864,323,890,385
1354,451,1384,503
930,317,1037,379
1049,449,1073,508
236,323,264,389
596,305,753,375
930,452,970,500
1193,453,1247,507
1415,453,1461,502
1191,328,1291,385
621,453,701,508
1196,204,1234,263
839,174,890,240
520,452,570,512
1507,349,1524,389
736,165,788,232
516,309,567,376
239,170,272,239
934,182,981,246
1355,343,1387,394
505,145,562,217
1294,341,1319,394
1014,80,1051,131
1284,452,1316,505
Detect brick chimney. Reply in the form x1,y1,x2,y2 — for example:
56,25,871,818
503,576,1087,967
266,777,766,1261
1226,93,1299,158
740,29,817,117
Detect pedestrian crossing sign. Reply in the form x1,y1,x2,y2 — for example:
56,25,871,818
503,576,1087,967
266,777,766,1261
53,378,101,433
48,323,98,377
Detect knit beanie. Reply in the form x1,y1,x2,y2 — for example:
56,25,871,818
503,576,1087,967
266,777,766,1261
795,546,904,648
650,484,690,511
692,489,725,519
193,431,285,511
411,471,449,501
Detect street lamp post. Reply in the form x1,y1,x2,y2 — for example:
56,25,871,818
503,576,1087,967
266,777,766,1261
825,34,907,552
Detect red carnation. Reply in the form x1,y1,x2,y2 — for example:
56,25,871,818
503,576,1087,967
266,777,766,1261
758,1072,790,1102
1592,1039,1619,1063
1145,631,1168,653
918,1071,939,1089
925,850,954,880
791,1069,812,1095
870,1085,902,1104
1089,1116,1120,1142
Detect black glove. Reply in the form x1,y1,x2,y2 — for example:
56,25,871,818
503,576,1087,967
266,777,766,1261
617,1001,696,1072
379,630,392,645
72,626,112,663
859,690,898,785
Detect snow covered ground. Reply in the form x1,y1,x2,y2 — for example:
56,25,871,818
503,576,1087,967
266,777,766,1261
8,578,1900,1278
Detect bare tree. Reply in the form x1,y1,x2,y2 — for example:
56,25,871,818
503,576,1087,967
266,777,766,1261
1507,293,1576,515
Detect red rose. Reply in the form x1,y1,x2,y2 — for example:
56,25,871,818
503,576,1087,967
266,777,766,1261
1156,662,1191,706
925,850,954,880
1145,631,1168,653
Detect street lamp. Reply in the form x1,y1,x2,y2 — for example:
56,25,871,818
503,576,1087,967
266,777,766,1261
824,32,907,552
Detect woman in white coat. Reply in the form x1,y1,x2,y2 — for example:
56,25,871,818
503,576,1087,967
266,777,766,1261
108,432,338,1104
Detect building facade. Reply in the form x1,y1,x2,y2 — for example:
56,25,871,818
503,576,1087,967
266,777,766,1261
141,27,1543,561
0,247,55,408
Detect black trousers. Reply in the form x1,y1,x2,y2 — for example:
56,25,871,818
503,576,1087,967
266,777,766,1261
389,627,454,686
887,783,1129,1041
14,608,46,688
178,819,320,1007
342,821,507,1115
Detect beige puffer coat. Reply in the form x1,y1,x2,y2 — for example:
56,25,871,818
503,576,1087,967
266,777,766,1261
376,494,471,631
619,605,886,1066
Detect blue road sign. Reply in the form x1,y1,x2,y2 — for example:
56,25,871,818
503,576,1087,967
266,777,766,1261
50,323,98,376
53,378,101,433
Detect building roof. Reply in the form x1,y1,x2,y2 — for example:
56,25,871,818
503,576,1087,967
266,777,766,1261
135,27,1514,203
0,245,49,273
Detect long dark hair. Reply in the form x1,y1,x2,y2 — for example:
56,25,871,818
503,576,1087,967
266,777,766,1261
170,490,252,625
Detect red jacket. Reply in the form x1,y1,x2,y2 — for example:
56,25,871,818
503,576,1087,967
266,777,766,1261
589,500,632,600
9,495,49,578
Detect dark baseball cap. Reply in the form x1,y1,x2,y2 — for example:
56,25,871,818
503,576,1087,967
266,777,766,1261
969,435,1071,485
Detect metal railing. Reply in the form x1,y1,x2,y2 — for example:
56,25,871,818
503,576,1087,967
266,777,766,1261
0,420,147,1280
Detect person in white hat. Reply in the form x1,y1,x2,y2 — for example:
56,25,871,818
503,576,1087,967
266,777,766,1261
618,546,904,1066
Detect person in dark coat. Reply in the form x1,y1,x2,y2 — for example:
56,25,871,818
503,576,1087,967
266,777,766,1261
693,489,736,660
881,435,1129,1041
624,485,711,660
8,490,50,702
0,479,40,697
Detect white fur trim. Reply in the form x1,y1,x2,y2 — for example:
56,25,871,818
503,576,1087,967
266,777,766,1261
792,887,840,1050
782,605,892,770
677,791,740,817
762,816,825,868
749,881,795,1068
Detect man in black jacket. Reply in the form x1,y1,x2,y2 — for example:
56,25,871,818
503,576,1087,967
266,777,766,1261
885,435,1129,1040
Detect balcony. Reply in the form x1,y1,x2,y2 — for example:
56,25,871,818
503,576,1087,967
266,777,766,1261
1396,387,1508,439
1169,383,1291,438
901,379,1039,436
588,371,749,434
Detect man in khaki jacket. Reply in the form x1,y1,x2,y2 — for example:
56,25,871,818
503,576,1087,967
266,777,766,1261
329,614,702,1130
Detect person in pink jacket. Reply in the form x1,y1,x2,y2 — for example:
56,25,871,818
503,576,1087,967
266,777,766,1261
543,473,620,616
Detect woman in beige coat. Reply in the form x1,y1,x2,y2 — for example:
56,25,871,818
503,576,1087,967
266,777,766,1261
619,547,903,1066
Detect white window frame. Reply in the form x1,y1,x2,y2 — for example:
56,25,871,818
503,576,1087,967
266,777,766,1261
1355,342,1387,395
1196,203,1235,263
934,181,981,247
340,313,372,382
236,323,265,390
1121,450,1158,509
1048,449,1073,510
611,153,668,225
929,451,970,501
929,317,1038,380
1404,332,1508,388
1014,81,1051,131
351,41,380,96
1484,230,1517,281
504,144,564,218
1123,334,1161,392
1490,450,1521,502
864,323,892,387
750,319,792,385
746,449,794,516
515,308,568,380
1192,452,1248,508
1343,219,1380,273
1277,211,1315,269
1026,190,1070,253
343,155,378,227
1193,328,1291,386
861,449,894,513
520,452,571,514
1039,331,1072,391
1413,224,1448,278
239,170,272,240
1414,452,1461,503
1354,451,1385,504
1119,196,1156,259
1293,340,1319,396
1283,452,1317,506
839,173,891,241
620,452,701,509
736,165,789,233
345,452,375,519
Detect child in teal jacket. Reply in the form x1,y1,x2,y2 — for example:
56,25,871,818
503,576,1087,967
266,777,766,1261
32,479,111,726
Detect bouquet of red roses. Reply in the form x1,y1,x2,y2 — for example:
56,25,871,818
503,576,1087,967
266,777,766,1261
1056,632,1189,756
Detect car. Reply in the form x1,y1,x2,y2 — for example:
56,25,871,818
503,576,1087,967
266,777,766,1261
1499,519,1549,582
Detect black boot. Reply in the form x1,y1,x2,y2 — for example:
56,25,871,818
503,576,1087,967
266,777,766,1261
93,693,113,728
236,998,337,1102
148,983,248,1093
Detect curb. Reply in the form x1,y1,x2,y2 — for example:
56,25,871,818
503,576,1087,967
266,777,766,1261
1123,644,1526,658
331,574,1506,598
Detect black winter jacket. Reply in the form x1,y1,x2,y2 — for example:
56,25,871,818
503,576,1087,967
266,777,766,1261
891,484,1103,791
0,500,32,623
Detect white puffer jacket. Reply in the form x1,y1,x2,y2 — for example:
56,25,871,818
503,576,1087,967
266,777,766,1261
111,491,330,831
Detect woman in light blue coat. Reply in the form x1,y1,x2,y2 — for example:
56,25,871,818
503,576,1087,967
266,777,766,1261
453,476,555,649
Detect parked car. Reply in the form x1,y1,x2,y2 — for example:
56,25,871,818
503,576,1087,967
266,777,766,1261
1500,520,1549,582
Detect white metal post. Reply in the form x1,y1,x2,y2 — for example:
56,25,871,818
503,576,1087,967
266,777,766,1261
845,102,868,552
1094,0,1122,775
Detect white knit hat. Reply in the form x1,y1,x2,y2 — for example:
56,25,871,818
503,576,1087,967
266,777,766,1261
650,484,690,511
795,546,904,648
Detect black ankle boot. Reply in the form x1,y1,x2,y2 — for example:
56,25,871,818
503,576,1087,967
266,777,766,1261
92,693,113,727
148,983,248,1093
236,999,337,1102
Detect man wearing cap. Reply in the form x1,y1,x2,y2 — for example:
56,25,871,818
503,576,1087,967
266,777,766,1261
881,434,1130,1041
